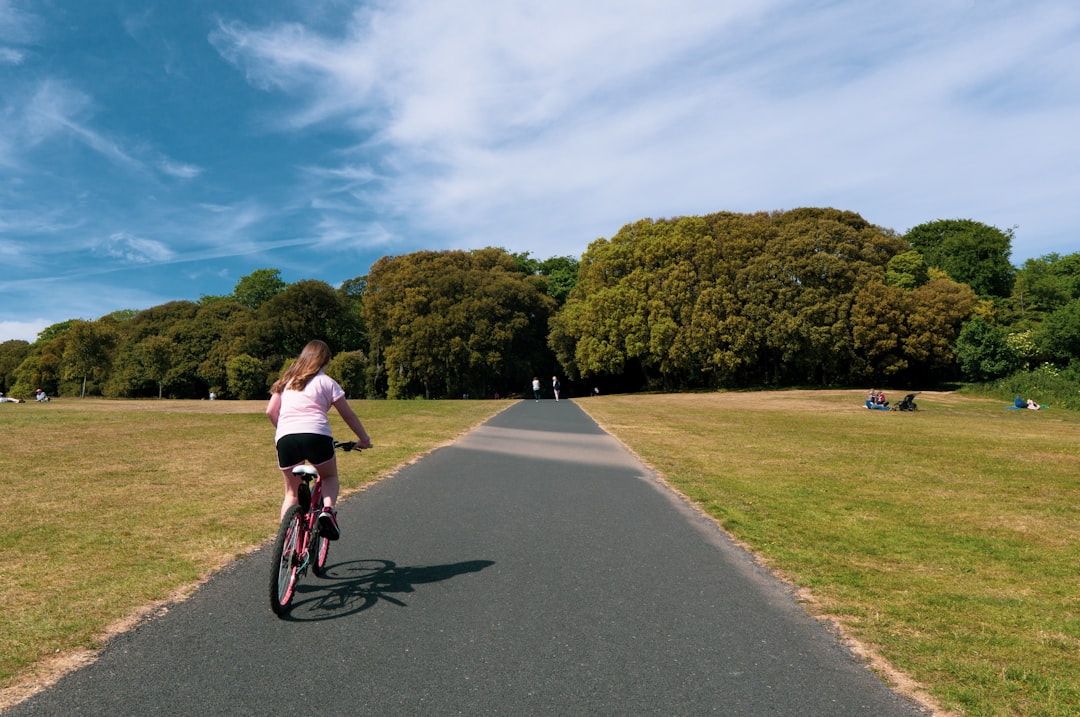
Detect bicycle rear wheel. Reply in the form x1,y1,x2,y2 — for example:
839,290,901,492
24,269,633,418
269,505,303,615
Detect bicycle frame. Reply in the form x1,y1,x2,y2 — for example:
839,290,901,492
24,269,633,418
270,441,359,615
292,465,325,574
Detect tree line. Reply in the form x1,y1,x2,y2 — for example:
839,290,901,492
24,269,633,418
1,208,1077,401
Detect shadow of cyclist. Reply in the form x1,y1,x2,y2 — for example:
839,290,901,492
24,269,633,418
282,559,495,621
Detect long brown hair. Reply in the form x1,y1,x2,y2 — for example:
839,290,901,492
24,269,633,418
271,340,332,393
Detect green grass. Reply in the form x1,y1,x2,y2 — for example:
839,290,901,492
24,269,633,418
0,398,505,703
577,390,1080,717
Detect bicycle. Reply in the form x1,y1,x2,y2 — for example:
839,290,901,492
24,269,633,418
269,440,361,615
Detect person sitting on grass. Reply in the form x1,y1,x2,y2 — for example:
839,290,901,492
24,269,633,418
866,390,889,410
1026,398,1042,410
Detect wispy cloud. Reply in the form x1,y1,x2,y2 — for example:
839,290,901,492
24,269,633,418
0,0,36,57
158,157,203,179
308,214,395,250
300,163,379,185
99,232,176,264
197,200,268,240
6,77,206,184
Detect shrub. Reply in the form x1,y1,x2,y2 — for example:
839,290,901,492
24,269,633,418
977,364,1080,410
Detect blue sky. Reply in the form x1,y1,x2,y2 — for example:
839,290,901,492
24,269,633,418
2,0,1079,342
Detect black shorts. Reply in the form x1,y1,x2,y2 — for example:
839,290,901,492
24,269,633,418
276,433,335,469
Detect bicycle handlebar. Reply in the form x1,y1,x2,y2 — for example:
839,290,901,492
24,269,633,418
334,440,367,452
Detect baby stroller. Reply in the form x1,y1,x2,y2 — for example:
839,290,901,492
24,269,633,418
895,392,919,411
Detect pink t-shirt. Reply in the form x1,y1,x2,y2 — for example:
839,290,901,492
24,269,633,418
274,371,345,442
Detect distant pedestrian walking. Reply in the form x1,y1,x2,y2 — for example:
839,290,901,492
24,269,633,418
531,377,541,402
552,376,561,401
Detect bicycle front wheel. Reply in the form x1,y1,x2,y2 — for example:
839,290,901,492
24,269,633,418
269,506,303,615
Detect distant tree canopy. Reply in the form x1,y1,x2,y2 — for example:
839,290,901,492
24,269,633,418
511,252,581,305
905,219,1015,298
1012,252,1080,318
233,268,287,309
1,209,1075,400
362,248,557,399
550,209,977,389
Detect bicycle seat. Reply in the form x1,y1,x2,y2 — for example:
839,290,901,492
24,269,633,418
291,465,319,478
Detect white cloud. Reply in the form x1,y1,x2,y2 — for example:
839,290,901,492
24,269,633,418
19,79,147,174
0,318,50,343
158,157,203,179
100,232,175,264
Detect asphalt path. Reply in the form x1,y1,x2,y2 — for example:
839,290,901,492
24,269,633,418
8,399,930,716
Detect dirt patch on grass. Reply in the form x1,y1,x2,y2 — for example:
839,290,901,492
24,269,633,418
35,398,267,414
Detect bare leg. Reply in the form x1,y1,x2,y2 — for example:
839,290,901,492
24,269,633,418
279,468,302,522
312,455,340,510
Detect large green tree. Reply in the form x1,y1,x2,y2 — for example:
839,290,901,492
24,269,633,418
551,209,926,389
0,340,29,394
904,219,1015,298
327,350,368,398
234,268,287,310
10,335,65,396
137,335,177,399
1038,298,1080,364
251,279,361,365
62,320,118,397
186,299,254,398
1010,252,1080,320
954,317,1019,382
227,353,268,400
362,248,556,399
512,252,581,305
103,302,198,398
900,277,979,381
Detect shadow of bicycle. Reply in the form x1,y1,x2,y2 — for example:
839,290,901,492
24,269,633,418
281,559,495,621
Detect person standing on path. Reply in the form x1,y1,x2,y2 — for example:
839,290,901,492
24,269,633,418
266,340,372,539
552,376,561,401
531,377,541,401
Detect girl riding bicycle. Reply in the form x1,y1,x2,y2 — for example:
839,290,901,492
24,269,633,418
266,340,372,540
